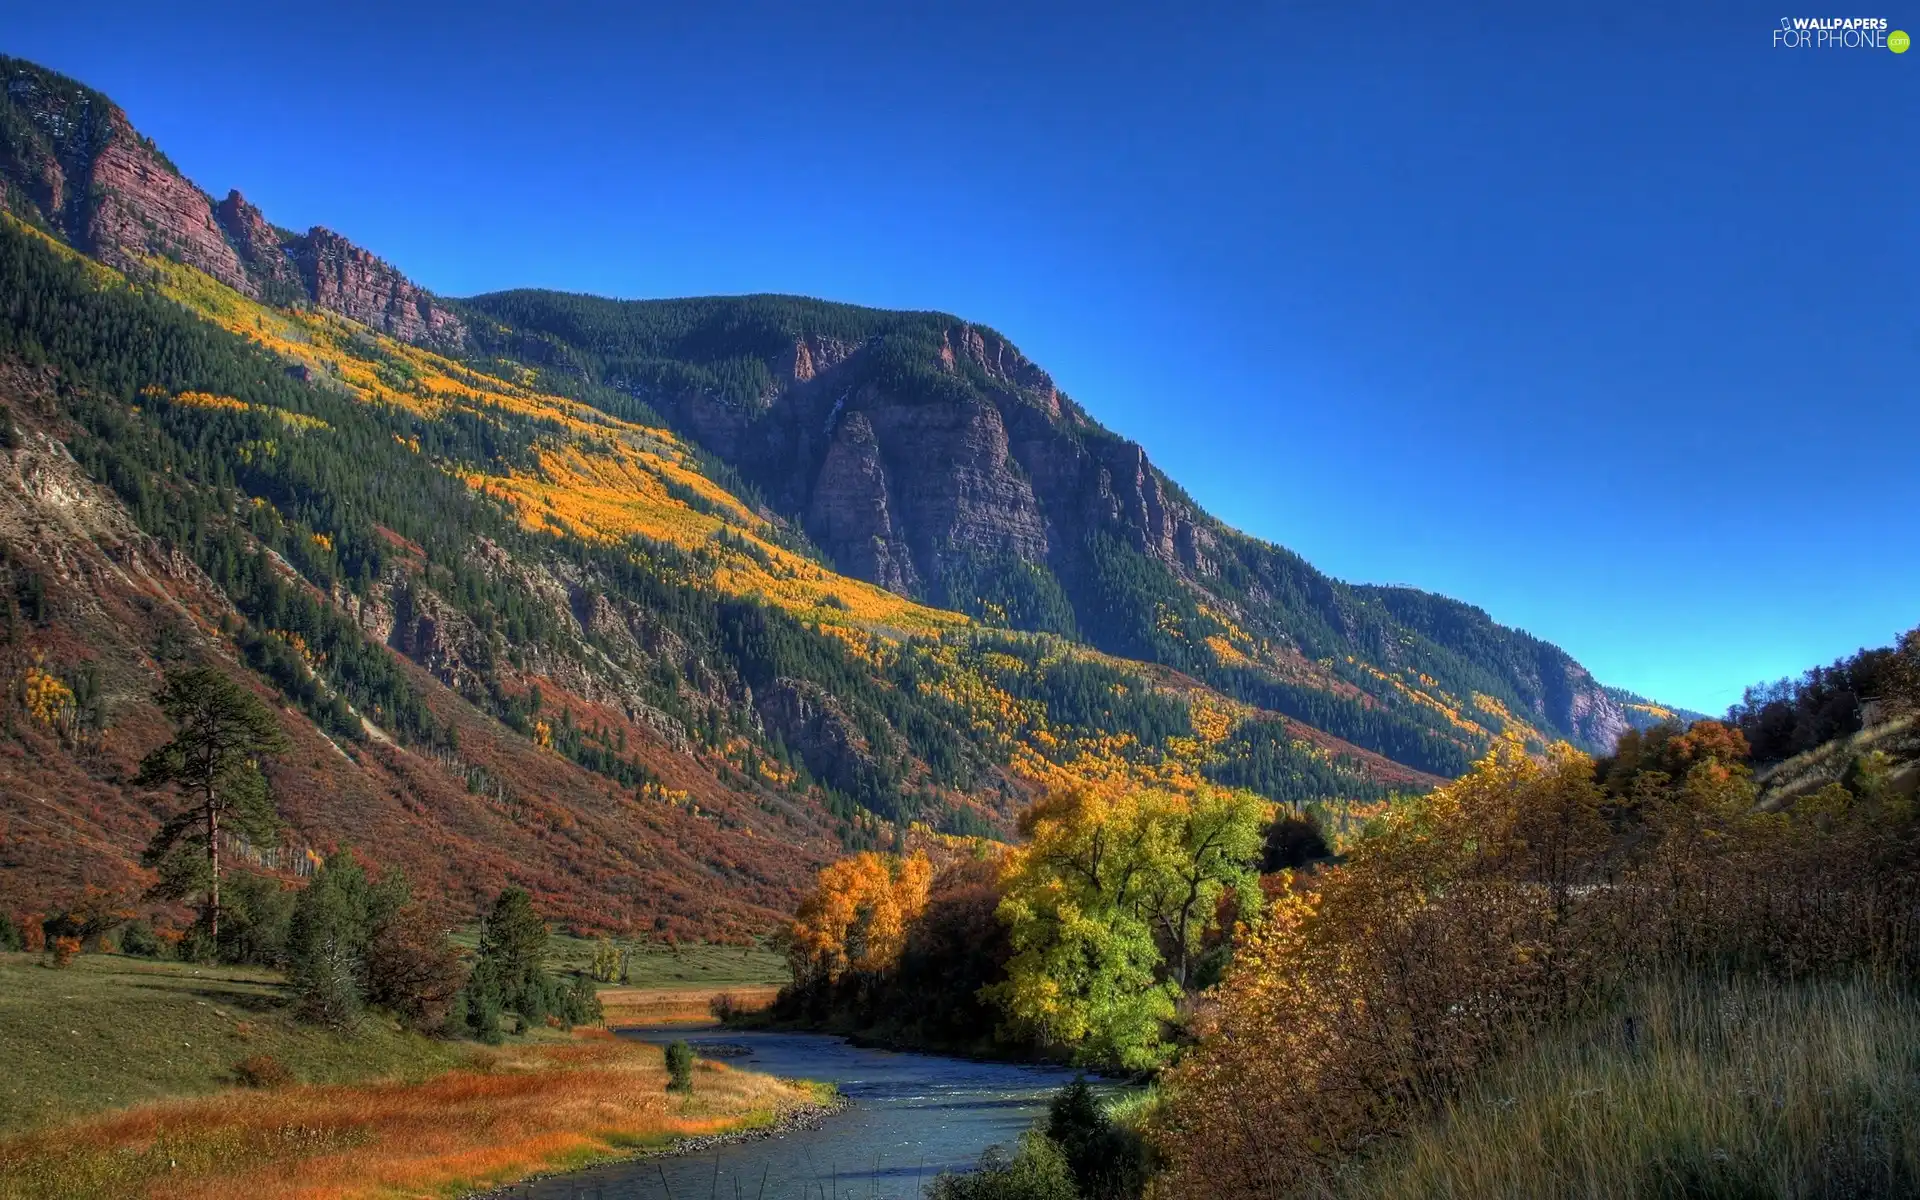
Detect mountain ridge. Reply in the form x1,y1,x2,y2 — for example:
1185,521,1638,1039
0,51,1682,935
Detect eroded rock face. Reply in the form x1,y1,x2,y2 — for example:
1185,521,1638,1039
213,190,304,300
754,677,877,800
288,227,468,352
1562,669,1631,752
662,320,1211,606
0,59,468,351
85,134,251,289
806,410,920,594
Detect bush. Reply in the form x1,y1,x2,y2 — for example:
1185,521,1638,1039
927,1134,1078,1200
233,1053,291,1089
117,920,164,958
0,913,22,952
1153,739,1920,1199
288,855,375,1029
471,989,504,1045
1045,1078,1152,1200
177,926,216,964
558,971,602,1028
364,900,465,1032
664,1039,694,1093
42,887,133,951
47,935,80,967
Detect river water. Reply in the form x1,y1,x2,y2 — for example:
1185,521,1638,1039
499,1027,1088,1200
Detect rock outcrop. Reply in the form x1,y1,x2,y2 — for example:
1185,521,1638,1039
213,189,304,301
287,227,468,351
0,56,468,351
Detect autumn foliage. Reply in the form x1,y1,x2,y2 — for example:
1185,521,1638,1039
781,849,934,988
1151,734,1920,1199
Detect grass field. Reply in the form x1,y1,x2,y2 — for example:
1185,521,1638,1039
1335,975,1920,1199
0,1031,827,1200
0,951,825,1199
0,952,472,1134
599,984,783,1026
448,931,789,990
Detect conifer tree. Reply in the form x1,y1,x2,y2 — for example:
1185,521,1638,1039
137,666,289,947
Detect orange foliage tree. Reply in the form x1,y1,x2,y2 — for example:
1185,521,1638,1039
781,849,934,989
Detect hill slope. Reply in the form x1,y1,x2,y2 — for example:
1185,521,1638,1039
0,53,1666,933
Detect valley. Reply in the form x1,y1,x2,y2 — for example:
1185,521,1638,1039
0,44,1913,1200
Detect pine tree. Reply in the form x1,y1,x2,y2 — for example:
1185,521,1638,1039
137,666,290,947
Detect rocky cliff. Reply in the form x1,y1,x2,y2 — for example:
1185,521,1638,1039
0,56,467,351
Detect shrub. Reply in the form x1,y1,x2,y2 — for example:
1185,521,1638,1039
558,971,602,1028
177,926,215,964
117,920,164,958
0,913,22,952
927,1134,1078,1200
364,900,465,1031
233,1053,291,1088
664,1039,694,1093
1153,739,1920,1199
1045,1078,1152,1200
709,991,740,1022
42,887,133,951
288,855,375,1029
47,935,80,967
471,989,504,1045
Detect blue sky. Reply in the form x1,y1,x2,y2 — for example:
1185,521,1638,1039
7,2,1914,713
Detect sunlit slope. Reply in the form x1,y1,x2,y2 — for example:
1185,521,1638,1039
144,253,1423,812
150,256,965,637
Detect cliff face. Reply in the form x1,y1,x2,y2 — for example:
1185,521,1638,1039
286,226,469,351
0,56,467,351
661,324,1211,602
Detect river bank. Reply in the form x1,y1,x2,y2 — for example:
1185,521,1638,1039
499,1027,1090,1199
468,1086,851,1199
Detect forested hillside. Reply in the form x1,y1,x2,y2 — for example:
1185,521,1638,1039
0,53,1675,938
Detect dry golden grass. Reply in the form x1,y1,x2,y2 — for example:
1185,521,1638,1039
598,985,781,1027
1331,975,1920,1200
0,1029,826,1200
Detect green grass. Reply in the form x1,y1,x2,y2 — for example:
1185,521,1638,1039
1334,975,1920,1200
449,931,789,989
0,951,471,1135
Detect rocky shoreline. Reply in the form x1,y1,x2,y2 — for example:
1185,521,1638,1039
465,1089,851,1198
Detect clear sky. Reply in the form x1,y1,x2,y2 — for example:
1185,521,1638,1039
6,2,1914,714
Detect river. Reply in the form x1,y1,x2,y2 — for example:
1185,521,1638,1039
495,1027,1089,1199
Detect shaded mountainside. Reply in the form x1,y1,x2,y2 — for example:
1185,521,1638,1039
0,53,1670,934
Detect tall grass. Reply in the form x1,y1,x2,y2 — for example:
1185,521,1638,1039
0,1031,826,1200
1332,975,1920,1200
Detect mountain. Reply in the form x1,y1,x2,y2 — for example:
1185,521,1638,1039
0,53,1664,933
1603,685,1708,733
458,288,1636,756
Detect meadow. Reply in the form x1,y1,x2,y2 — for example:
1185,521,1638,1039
0,950,824,1199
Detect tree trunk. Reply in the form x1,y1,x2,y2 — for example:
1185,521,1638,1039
206,783,220,947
